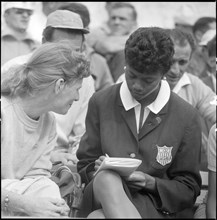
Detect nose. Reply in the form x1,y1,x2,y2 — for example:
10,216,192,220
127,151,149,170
114,17,121,25
170,62,180,75
74,91,80,102
22,11,30,17
132,81,143,92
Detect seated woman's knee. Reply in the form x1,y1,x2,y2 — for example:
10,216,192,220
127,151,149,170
93,170,121,190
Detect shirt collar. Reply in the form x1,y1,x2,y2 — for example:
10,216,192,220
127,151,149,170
120,79,171,114
2,25,34,41
172,72,191,93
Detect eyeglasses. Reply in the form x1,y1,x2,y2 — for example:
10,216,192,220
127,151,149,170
13,8,33,16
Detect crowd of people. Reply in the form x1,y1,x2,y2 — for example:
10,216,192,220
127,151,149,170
1,2,216,219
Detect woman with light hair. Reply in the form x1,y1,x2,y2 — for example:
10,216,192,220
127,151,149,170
1,40,90,217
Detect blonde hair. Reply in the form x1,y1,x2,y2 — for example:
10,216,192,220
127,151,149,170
1,40,90,97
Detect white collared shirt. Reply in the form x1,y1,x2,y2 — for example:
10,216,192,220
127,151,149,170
172,72,191,94
120,79,171,133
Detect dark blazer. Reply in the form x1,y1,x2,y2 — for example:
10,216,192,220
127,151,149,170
77,83,202,218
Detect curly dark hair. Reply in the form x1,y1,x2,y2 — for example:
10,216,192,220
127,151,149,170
124,27,174,75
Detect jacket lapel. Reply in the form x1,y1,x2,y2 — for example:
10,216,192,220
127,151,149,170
117,89,138,141
120,106,138,140
138,103,168,140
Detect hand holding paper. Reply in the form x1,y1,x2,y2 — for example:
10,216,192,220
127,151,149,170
94,157,142,176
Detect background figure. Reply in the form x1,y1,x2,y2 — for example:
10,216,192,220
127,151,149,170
194,96,216,218
199,31,216,92
1,2,39,66
187,16,216,78
1,41,90,217
206,123,216,218
86,2,138,82
58,2,114,91
77,27,201,218
26,2,74,42
165,28,216,172
173,4,197,34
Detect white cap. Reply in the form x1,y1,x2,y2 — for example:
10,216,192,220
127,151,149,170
3,2,34,12
46,10,89,34
174,4,197,26
199,29,216,46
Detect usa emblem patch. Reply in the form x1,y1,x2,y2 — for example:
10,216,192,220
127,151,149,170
156,145,173,166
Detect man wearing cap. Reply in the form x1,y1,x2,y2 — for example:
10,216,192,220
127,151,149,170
164,28,216,172
1,2,40,66
57,2,114,92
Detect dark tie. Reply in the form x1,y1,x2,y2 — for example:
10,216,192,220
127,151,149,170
139,104,145,131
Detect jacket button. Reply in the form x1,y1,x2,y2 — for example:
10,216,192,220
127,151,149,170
129,153,136,158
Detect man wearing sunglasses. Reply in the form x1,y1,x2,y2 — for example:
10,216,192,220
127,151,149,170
1,2,39,65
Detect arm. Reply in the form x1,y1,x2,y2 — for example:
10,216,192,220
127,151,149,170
194,78,216,123
90,53,114,91
94,35,129,55
150,111,202,213
1,188,69,217
76,94,103,185
206,124,216,218
206,170,216,218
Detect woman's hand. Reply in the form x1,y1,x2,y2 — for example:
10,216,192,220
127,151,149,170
94,155,106,171
24,196,70,217
124,171,146,190
124,171,156,192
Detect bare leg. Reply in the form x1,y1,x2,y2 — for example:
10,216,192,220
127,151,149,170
87,209,105,218
92,170,141,218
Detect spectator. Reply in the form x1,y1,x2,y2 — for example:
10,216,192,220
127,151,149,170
206,122,216,218
1,41,90,217
87,2,138,82
165,28,216,171
199,30,216,92
58,2,114,91
27,2,74,42
194,96,216,218
187,17,216,78
1,2,40,66
193,17,216,45
1,10,95,167
173,4,197,34
76,27,201,218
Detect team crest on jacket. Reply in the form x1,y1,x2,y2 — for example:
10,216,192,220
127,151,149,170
156,145,173,166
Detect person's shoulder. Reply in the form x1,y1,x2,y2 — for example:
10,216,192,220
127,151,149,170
170,91,199,114
92,83,121,100
187,72,207,85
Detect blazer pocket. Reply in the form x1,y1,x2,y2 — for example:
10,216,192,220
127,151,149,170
150,142,177,170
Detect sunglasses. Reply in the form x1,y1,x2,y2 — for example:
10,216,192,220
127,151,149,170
13,8,33,16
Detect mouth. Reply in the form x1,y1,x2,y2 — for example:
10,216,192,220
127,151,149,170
166,75,179,82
